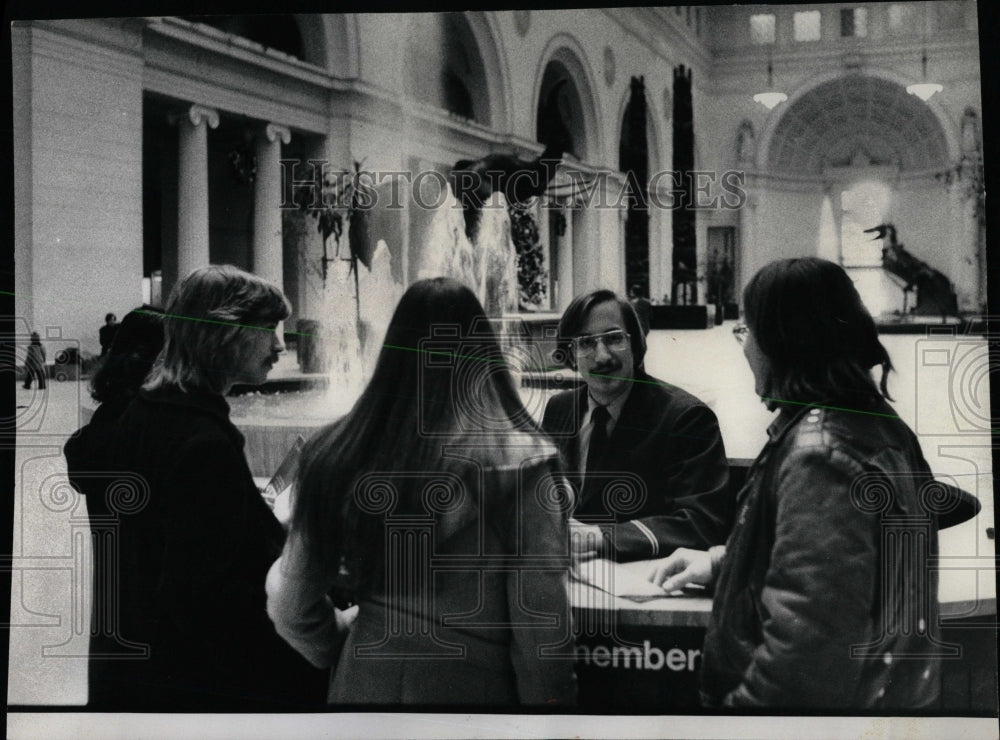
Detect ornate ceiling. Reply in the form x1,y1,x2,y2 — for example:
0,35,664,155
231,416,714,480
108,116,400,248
767,75,950,175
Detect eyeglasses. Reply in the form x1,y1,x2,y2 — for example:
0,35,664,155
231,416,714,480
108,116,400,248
572,329,630,355
732,324,750,345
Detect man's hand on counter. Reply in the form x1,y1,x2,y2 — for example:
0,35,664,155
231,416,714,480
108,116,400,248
647,547,718,593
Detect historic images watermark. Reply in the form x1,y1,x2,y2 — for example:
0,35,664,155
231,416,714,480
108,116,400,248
913,318,999,437
3,318,83,441
279,160,749,213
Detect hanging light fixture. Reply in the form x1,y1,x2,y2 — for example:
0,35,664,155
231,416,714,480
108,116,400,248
753,46,787,110
907,5,943,101
906,51,943,101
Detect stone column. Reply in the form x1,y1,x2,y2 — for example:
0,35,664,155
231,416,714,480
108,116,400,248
949,161,983,313
253,123,292,291
556,200,574,311
172,105,219,280
737,191,758,299
571,194,592,296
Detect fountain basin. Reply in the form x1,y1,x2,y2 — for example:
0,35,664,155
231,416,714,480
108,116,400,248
229,370,584,478
228,389,342,477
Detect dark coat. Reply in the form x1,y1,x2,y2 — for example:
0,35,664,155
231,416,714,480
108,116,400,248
541,371,732,561
99,323,119,356
701,402,942,709
98,386,326,711
64,394,138,709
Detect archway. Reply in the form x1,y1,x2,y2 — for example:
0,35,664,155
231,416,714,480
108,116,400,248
754,74,955,316
766,75,949,175
534,46,599,162
534,48,599,307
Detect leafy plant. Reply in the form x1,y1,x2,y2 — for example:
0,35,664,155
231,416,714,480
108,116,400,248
509,204,547,308
292,160,374,326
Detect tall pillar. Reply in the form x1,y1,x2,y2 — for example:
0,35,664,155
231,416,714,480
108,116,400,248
253,124,292,291
172,104,219,280
596,173,627,293
738,191,758,299
557,200,574,310
572,196,594,295
948,160,984,312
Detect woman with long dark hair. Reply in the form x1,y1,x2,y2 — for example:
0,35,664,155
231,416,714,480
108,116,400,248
267,277,577,707
648,257,945,709
104,265,326,711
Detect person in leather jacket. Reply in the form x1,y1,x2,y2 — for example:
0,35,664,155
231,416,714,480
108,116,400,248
648,257,942,710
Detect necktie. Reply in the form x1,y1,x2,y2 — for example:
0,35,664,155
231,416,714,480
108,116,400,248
578,405,611,515
586,405,611,472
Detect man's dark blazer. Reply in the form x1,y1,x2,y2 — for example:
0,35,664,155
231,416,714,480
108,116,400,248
541,370,733,561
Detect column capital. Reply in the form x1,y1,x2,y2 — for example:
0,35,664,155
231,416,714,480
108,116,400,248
264,123,292,145
169,104,220,129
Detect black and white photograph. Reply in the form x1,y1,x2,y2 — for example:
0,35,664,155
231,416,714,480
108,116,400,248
4,2,997,738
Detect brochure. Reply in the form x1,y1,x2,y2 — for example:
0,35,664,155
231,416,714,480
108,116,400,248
260,435,305,510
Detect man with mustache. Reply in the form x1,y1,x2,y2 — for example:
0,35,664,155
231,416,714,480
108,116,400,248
542,290,732,562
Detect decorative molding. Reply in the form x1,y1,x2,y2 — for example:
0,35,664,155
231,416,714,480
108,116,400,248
736,119,756,166
961,107,981,155
26,23,144,80
169,104,220,129
144,66,328,135
396,98,509,157
147,16,331,82
616,8,712,70
708,36,980,84
841,52,864,72
265,123,292,145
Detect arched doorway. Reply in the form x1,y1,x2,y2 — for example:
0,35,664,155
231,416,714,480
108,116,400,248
760,74,952,316
535,55,595,308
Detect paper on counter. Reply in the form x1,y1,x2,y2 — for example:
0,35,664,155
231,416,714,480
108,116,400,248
572,557,674,603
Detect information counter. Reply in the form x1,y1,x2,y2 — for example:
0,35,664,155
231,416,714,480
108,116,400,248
570,570,711,711
569,559,997,713
255,477,995,713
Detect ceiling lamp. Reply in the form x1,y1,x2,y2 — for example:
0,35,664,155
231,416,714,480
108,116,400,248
907,6,943,101
906,51,943,100
753,57,787,110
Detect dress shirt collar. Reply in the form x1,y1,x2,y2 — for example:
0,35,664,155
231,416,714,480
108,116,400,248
585,383,632,433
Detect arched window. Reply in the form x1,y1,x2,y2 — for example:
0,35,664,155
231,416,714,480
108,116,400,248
405,14,487,123
536,63,582,159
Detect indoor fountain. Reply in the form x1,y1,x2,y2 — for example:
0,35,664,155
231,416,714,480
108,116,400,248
230,182,540,478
